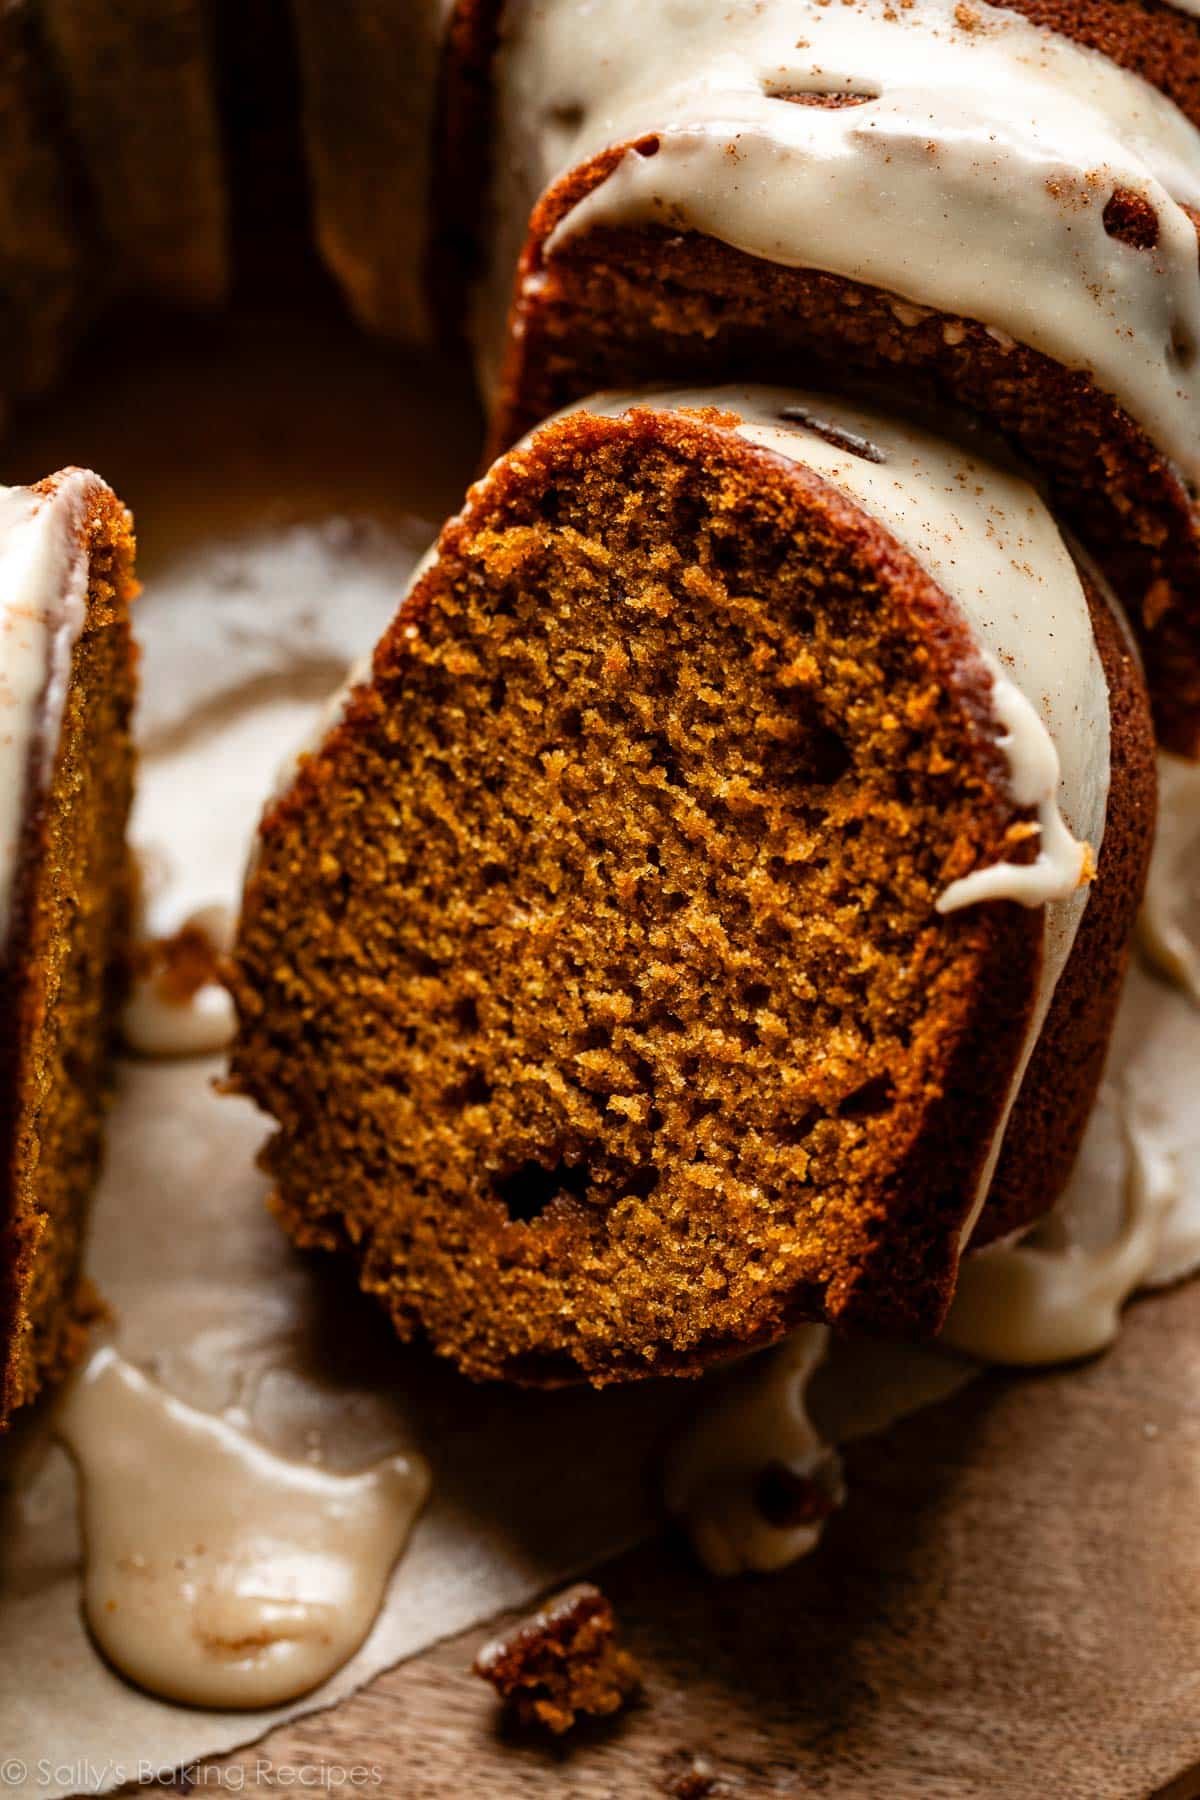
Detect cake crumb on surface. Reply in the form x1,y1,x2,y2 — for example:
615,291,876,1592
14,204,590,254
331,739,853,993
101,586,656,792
473,1582,641,1734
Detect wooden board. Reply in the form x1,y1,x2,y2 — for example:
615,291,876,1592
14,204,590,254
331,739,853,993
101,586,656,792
117,1280,1200,1799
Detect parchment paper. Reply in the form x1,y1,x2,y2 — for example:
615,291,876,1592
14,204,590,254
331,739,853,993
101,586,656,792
0,304,1196,1798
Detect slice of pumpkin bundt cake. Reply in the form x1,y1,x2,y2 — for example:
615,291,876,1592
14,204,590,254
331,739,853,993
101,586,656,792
0,471,138,1425
230,389,1154,1385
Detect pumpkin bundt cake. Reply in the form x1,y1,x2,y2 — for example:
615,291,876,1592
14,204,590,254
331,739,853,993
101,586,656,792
0,472,138,1426
230,389,1155,1385
447,0,1200,754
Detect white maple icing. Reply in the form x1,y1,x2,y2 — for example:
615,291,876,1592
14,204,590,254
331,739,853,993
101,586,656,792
57,1347,429,1710
1139,752,1200,1004
122,978,235,1058
0,471,105,954
945,952,1200,1365
666,1326,973,1574
943,1103,1179,1361
664,1325,842,1575
482,0,1200,487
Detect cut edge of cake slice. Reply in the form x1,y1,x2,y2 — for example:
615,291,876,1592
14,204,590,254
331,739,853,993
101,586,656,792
0,469,139,1427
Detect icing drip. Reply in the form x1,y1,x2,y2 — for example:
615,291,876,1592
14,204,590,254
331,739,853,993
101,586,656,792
935,674,1089,913
665,1328,972,1575
0,472,104,953
1139,752,1200,1005
57,1348,429,1710
664,1326,844,1576
485,0,1200,484
943,1105,1179,1362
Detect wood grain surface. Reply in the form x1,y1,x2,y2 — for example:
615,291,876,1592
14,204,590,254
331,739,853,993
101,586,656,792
117,1279,1200,1800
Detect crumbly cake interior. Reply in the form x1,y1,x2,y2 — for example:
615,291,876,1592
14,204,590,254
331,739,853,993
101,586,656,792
0,501,136,1420
232,417,1039,1381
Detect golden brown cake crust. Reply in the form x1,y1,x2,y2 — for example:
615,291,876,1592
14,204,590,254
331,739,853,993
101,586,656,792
230,405,1148,1385
0,476,138,1426
437,0,1200,324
